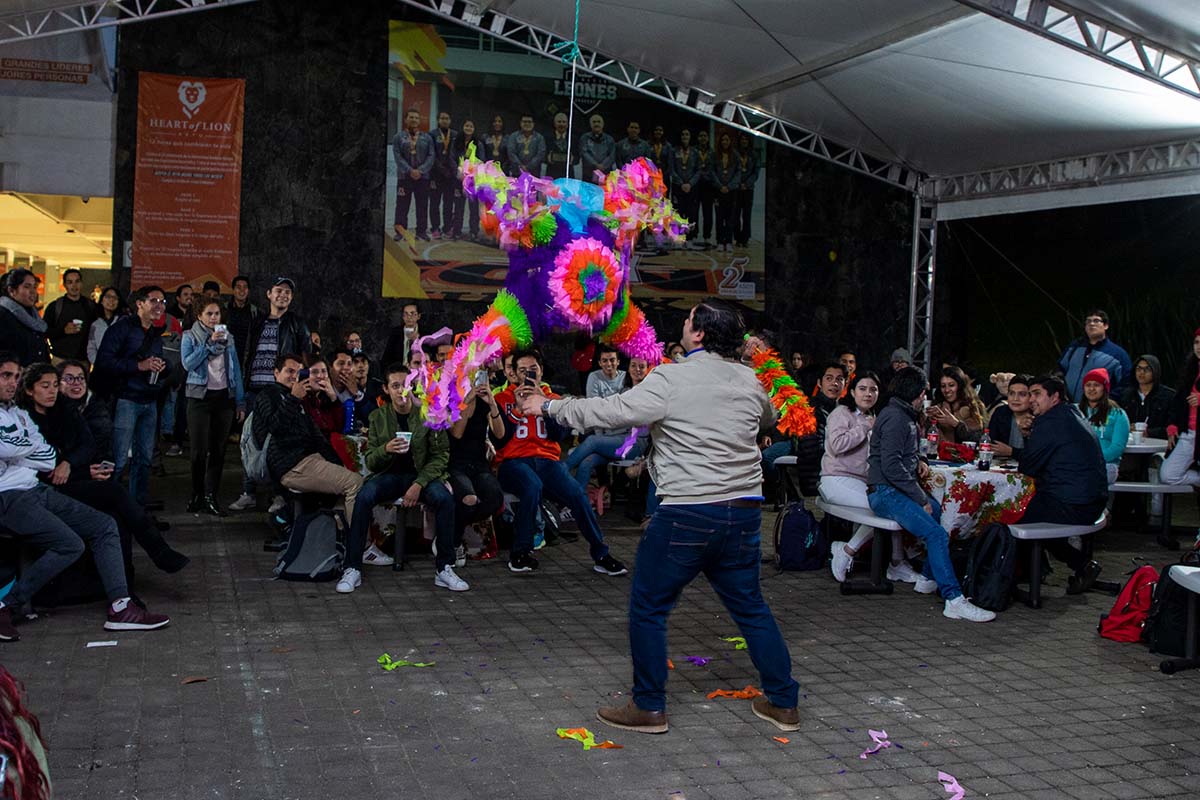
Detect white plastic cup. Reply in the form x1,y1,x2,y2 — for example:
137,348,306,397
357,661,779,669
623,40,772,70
394,431,413,444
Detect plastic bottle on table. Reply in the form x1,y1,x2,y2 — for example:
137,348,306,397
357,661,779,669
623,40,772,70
977,430,992,471
926,427,940,460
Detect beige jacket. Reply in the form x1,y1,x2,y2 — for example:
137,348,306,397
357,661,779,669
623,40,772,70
549,350,776,505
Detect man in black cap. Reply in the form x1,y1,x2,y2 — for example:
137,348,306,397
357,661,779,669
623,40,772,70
231,276,312,512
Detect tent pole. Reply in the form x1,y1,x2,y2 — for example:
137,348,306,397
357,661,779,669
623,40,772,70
907,190,937,375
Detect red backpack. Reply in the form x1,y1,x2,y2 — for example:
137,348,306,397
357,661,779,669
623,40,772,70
1098,565,1159,643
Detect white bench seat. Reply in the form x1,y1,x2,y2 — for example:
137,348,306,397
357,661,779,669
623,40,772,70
1108,481,1194,495
1009,513,1108,608
774,456,798,466
815,500,901,531
816,499,900,595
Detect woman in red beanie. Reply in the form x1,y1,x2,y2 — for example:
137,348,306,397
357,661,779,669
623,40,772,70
1078,367,1128,485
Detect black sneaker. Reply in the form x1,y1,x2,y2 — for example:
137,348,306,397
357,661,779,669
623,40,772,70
1067,560,1102,595
0,606,19,642
594,555,628,576
508,552,539,573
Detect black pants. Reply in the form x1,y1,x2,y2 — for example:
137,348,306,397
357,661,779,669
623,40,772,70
55,478,174,584
675,187,699,239
715,189,736,245
187,390,235,498
448,462,504,544
428,175,460,235
697,185,715,240
395,177,429,235
1020,493,1106,573
735,187,753,245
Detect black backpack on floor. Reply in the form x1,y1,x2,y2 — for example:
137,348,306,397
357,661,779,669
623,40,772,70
274,508,347,582
961,523,1017,612
1142,550,1200,656
774,500,825,571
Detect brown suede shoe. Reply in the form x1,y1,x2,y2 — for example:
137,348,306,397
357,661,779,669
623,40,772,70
752,696,800,731
596,699,669,734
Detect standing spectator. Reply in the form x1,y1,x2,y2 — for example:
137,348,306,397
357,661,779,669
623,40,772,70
505,114,546,176
733,134,758,247
544,112,577,179
694,130,715,245
42,268,96,363
1058,308,1132,401
1120,354,1174,439
647,124,673,181
165,284,195,328
614,120,651,168
867,367,996,621
381,302,422,371
987,374,1035,459
579,114,615,182
1079,368,1129,485
1162,329,1200,490
671,129,700,245
230,276,311,512
928,365,986,444
878,348,910,389
458,119,484,240
484,115,509,165
428,110,462,240
1018,375,1106,590
449,377,506,563
0,351,170,642
0,269,48,366
392,108,434,242
93,285,169,506
341,363,461,593
711,132,740,254
182,299,245,516
58,359,113,463
225,275,260,367
87,286,126,364
201,281,221,302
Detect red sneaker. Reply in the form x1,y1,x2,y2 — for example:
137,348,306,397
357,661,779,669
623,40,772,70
0,606,19,642
105,602,170,631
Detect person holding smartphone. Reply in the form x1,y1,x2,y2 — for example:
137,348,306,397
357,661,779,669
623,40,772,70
181,300,245,516
447,368,507,565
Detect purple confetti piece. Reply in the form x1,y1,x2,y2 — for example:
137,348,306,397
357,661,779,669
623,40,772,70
685,656,711,667
938,771,966,800
859,729,892,760
837,769,847,775
471,757,478,763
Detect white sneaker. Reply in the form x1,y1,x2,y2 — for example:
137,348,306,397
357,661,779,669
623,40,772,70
336,567,362,594
886,561,922,584
228,493,256,511
267,495,286,515
943,596,996,623
455,545,467,569
914,576,939,594
829,541,853,583
362,544,394,567
435,566,470,592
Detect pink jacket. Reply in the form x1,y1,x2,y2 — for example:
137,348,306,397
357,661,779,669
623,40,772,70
820,405,874,480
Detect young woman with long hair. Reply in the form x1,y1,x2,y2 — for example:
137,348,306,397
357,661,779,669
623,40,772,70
86,285,127,364
1078,368,1129,485
928,365,987,443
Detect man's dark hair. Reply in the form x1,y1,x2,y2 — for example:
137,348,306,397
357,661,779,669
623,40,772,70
1008,373,1034,390
0,350,19,369
130,285,164,304
1085,308,1109,325
202,280,221,293
57,359,89,379
690,299,745,358
330,347,354,363
405,107,420,117
820,361,848,379
61,268,82,282
3,268,36,295
512,348,544,369
383,362,409,382
596,343,619,359
274,352,303,371
352,351,370,364
175,284,192,296
888,366,928,403
520,113,534,122
837,348,855,359
232,275,250,290
1031,374,1067,403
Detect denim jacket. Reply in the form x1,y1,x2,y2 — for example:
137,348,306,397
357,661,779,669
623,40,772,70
182,321,246,410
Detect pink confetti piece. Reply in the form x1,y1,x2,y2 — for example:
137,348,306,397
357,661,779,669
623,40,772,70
859,729,892,760
938,771,965,800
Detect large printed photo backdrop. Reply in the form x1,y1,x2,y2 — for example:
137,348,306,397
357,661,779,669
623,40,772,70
381,19,765,312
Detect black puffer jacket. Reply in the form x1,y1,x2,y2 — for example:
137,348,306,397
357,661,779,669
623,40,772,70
1119,354,1174,439
252,382,339,482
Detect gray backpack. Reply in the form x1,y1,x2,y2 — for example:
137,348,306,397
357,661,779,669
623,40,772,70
240,411,272,484
274,508,346,582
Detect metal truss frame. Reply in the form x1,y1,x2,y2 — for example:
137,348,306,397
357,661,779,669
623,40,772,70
0,0,259,47
398,0,919,191
926,137,1200,202
954,0,1200,100
907,194,938,375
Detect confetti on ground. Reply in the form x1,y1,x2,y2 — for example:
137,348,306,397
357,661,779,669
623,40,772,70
859,729,892,759
720,636,747,650
270,646,295,654
86,641,117,648
555,727,623,750
378,654,435,670
772,736,790,744
667,659,675,670
706,685,762,700
938,771,966,800
180,676,209,685
685,656,711,666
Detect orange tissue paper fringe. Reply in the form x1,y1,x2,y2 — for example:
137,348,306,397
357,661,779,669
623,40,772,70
751,349,817,438
706,685,763,700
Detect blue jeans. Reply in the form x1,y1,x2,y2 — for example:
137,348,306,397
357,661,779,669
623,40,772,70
867,484,962,600
761,440,792,476
497,457,609,561
565,434,645,489
346,472,455,571
630,503,799,712
160,389,176,436
112,398,158,505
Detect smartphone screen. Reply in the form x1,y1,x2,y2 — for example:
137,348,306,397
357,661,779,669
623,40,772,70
298,368,311,381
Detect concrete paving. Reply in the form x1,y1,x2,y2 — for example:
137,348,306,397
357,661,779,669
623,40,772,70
3,461,1199,799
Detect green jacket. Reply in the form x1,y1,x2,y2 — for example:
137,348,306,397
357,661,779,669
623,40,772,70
365,403,448,487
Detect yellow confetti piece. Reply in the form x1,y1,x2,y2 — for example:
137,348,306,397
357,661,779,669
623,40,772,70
377,653,435,670
721,636,747,650
556,727,623,750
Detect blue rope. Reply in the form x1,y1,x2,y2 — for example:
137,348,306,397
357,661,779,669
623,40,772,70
550,0,582,64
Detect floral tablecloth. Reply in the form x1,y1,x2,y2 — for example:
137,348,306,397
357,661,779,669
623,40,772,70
927,464,1035,540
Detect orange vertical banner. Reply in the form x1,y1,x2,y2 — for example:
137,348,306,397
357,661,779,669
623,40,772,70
132,71,244,291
